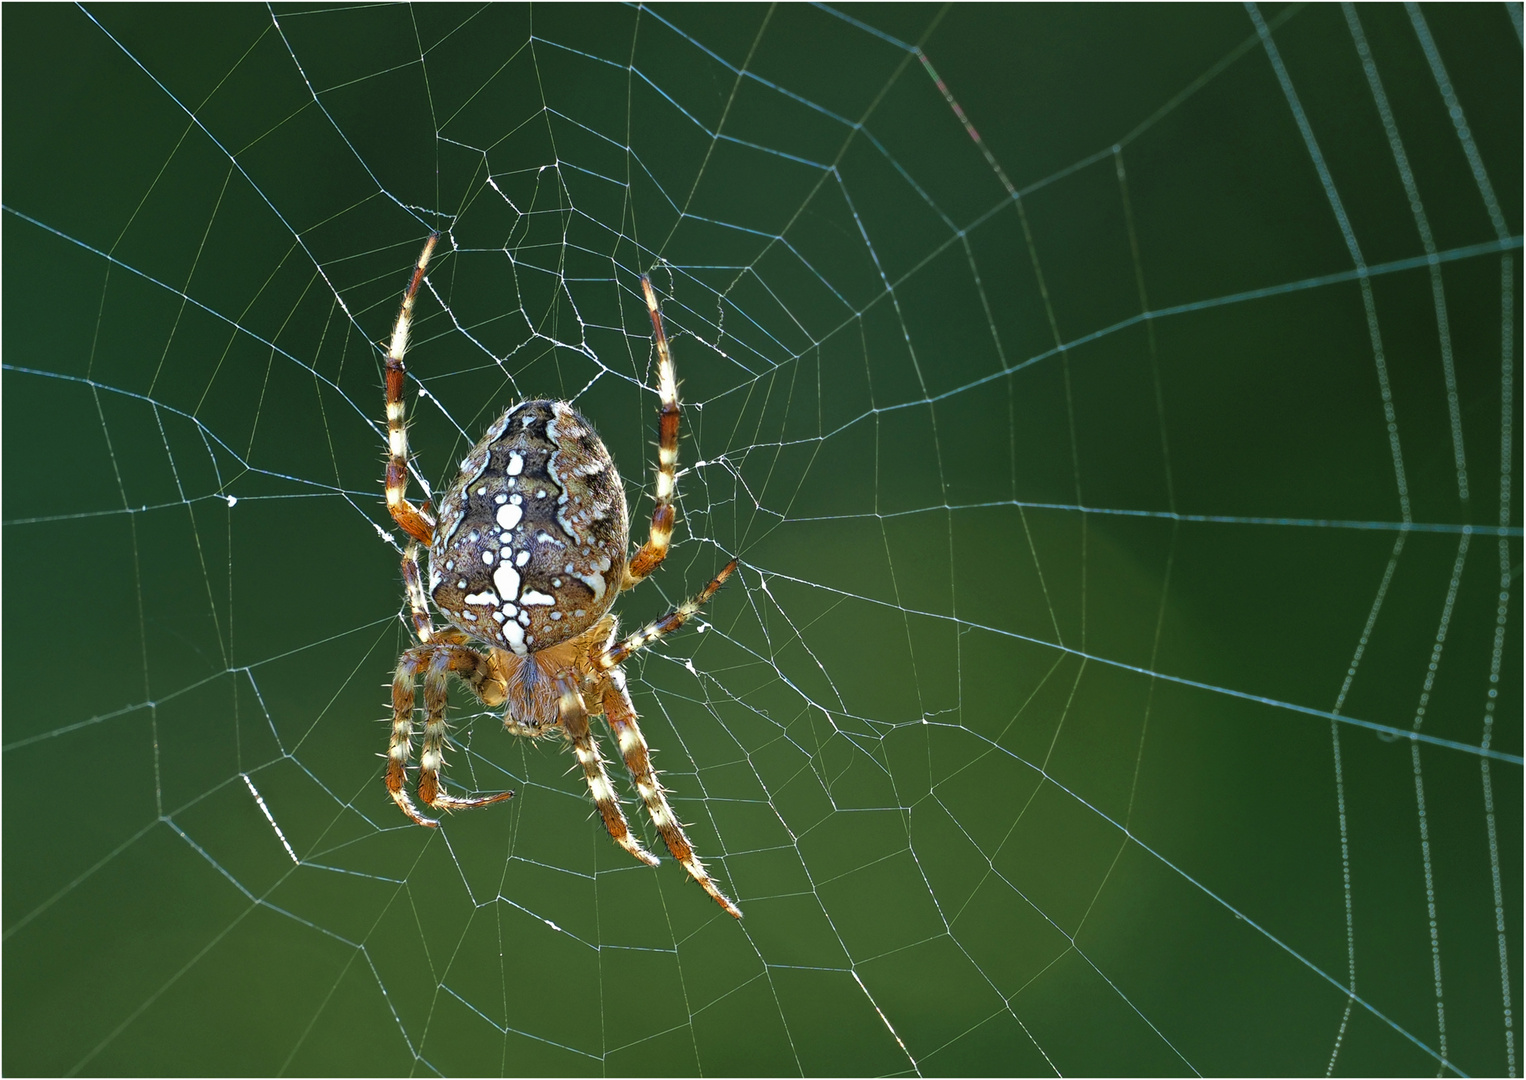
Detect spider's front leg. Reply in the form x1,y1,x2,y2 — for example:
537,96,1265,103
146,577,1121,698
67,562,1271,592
599,667,742,919
388,643,513,827
579,561,742,917
554,676,660,868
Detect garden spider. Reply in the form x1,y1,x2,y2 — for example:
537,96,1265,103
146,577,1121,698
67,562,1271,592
380,234,741,919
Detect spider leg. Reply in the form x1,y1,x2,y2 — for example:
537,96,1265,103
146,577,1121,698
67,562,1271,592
600,669,742,918
623,276,680,590
417,647,515,816
401,543,435,644
387,650,431,825
401,546,474,647
388,642,512,827
599,559,737,672
555,676,659,868
384,233,440,547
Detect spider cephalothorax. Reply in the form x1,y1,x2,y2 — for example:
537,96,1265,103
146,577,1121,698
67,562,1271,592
379,233,741,918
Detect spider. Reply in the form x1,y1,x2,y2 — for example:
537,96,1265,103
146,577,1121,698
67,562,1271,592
379,233,741,919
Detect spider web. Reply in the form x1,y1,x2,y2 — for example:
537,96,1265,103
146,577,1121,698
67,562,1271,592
3,4,1521,1075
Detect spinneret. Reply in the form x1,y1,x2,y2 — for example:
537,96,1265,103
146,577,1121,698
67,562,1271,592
379,236,740,919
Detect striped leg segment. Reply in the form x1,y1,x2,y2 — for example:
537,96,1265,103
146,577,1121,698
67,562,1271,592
624,275,681,589
401,544,434,643
600,559,738,671
601,671,742,918
417,648,514,815
387,651,430,825
400,547,478,651
384,233,440,546
556,677,659,867
389,643,513,827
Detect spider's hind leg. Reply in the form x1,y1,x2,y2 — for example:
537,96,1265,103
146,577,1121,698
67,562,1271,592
383,234,440,546
401,543,435,644
623,276,681,590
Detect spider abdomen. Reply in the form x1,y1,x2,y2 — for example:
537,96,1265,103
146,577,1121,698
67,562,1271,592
429,400,629,655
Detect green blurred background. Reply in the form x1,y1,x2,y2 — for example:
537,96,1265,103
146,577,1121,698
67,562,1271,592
4,3,1521,1075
